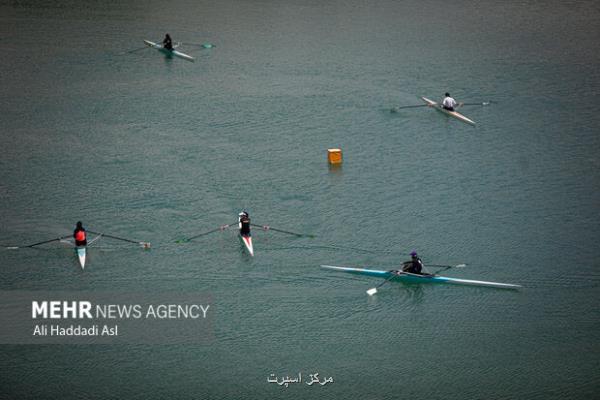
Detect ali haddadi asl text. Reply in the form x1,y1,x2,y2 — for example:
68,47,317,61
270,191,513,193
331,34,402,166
33,324,117,337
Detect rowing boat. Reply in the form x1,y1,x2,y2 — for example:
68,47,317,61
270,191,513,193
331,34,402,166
320,265,520,289
8,231,147,271
422,96,475,125
76,246,86,269
239,233,254,256
143,40,195,62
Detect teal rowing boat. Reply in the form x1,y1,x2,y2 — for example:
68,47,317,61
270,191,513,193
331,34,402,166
320,265,520,289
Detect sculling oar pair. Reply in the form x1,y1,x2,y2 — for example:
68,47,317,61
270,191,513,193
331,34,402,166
5,231,151,250
176,223,314,243
390,101,492,112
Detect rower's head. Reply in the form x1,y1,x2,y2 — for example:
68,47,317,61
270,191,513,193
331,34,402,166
165,33,171,38
76,221,83,229
410,250,418,258
445,93,450,97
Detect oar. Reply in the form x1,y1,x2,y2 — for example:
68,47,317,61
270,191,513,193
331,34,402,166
392,101,491,112
458,101,492,107
86,234,103,246
390,104,429,112
250,223,314,238
176,224,234,243
427,263,467,274
427,263,467,269
183,42,216,49
5,235,71,249
366,271,401,296
87,231,151,248
121,46,149,55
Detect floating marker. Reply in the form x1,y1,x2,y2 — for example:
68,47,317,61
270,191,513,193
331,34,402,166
327,148,342,165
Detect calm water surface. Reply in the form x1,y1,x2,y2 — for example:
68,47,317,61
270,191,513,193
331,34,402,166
1,0,599,399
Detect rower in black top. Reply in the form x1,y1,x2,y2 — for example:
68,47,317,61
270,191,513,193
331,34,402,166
402,251,423,274
163,34,173,50
239,211,251,235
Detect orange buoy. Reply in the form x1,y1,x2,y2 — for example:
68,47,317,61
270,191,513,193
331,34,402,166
327,148,342,165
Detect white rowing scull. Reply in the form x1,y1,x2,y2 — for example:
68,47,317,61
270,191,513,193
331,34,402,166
422,96,476,125
143,40,195,62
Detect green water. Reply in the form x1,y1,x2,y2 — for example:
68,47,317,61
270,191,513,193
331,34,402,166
1,0,599,398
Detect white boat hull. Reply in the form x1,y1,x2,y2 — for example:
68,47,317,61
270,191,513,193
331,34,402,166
422,97,476,125
143,40,195,62
76,246,86,269
240,234,254,256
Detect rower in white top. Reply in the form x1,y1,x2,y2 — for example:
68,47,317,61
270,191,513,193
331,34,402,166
238,211,254,256
442,93,459,111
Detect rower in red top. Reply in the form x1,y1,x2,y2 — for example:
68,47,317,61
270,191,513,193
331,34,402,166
73,221,87,246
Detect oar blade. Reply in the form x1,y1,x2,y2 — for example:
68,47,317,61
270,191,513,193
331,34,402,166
366,287,378,296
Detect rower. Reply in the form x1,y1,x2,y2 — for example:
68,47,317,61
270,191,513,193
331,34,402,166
73,221,87,247
402,251,424,274
163,33,173,50
239,211,251,235
442,93,458,111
